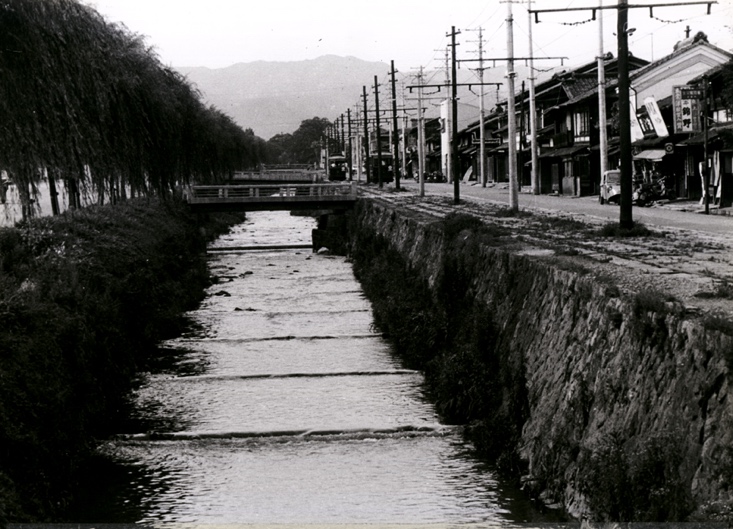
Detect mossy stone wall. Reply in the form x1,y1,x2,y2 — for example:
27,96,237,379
349,198,733,522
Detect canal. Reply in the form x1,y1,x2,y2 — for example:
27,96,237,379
77,210,551,524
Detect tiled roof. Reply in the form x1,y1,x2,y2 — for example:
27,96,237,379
563,76,598,99
629,40,732,82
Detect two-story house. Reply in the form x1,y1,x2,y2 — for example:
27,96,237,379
457,34,731,200
679,60,733,206
628,35,732,200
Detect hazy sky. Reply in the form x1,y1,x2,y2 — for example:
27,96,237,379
85,0,733,72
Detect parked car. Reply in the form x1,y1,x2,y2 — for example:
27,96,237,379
599,170,621,204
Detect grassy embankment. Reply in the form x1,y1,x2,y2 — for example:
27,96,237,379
0,198,242,522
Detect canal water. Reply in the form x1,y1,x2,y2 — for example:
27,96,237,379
85,211,548,525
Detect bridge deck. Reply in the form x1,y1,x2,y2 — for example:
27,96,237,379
232,170,322,183
187,182,357,212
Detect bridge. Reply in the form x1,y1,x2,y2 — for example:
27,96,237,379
186,182,358,212
232,165,321,184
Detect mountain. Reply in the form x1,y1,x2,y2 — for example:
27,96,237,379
177,55,554,140
177,55,390,140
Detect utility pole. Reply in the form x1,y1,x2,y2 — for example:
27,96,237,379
347,108,353,181
468,27,488,187
362,86,371,184
400,80,408,185
598,0,609,194
617,0,633,229
354,105,363,181
527,0,540,195
703,75,710,214
390,60,401,190
409,71,504,192
334,120,339,154
417,67,426,197
374,75,383,188
507,1,519,211
520,80,526,187
529,0,715,228
460,49,564,193
437,46,453,188
407,67,499,198
443,47,451,86
334,120,340,155
340,114,345,155
448,26,461,204
324,128,330,179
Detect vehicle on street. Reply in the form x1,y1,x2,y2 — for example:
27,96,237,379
328,155,348,181
599,170,621,205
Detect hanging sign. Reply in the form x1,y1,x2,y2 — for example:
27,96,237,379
673,86,702,133
644,96,669,138
630,99,645,142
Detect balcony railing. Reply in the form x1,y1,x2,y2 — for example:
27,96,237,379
550,130,573,148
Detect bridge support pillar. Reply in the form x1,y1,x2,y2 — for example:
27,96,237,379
312,211,350,255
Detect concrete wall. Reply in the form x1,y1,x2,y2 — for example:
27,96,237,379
351,198,733,520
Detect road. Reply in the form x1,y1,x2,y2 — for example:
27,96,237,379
372,180,733,317
399,182,733,238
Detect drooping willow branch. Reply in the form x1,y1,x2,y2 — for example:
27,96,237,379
0,0,267,215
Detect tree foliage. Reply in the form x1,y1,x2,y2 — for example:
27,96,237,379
0,0,267,210
265,117,331,164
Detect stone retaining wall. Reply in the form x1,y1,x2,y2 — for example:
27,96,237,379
350,198,733,520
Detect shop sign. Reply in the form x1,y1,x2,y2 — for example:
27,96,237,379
644,96,669,138
630,99,645,142
673,86,701,133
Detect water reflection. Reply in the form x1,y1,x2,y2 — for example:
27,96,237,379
73,211,552,524
102,435,511,524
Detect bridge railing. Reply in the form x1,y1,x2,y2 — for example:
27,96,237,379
232,170,323,182
187,182,357,204
260,164,313,171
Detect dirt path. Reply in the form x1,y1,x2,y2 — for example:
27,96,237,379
362,184,733,319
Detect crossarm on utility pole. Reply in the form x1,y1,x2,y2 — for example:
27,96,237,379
528,1,715,22
528,0,715,228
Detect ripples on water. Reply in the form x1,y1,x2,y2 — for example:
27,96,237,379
83,211,548,525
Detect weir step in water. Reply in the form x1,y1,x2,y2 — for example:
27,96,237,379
79,211,553,525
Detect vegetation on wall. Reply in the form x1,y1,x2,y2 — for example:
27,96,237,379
0,198,242,522
0,0,267,214
350,204,712,523
577,431,693,521
350,210,529,475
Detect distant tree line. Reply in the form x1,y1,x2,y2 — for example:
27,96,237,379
0,0,268,215
265,117,332,165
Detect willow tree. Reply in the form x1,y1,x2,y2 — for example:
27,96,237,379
0,0,265,217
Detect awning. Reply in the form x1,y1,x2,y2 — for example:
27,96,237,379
631,137,664,148
539,146,588,159
633,149,666,161
680,124,733,146
487,143,509,154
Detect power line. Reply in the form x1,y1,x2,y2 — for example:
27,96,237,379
528,0,717,227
